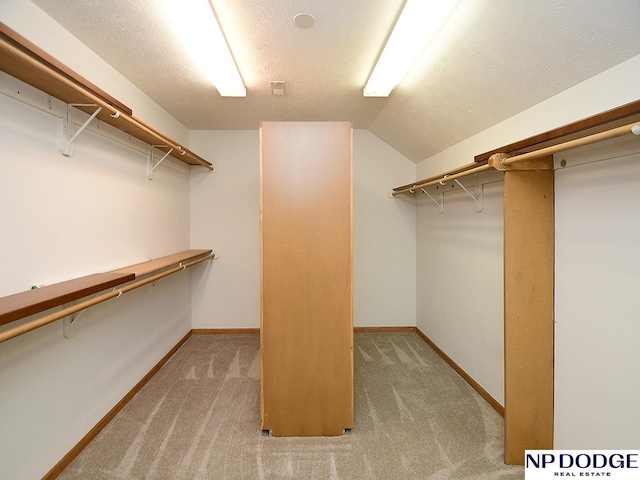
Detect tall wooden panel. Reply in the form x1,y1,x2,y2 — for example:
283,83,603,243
503,156,554,463
260,121,353,437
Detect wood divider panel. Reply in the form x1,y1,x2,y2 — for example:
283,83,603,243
260,121,353,437
503,157,555,464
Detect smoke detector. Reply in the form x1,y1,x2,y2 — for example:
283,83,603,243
293,13,315,29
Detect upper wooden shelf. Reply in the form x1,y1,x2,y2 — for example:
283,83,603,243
0,22,212,170
475,99,640,163
0,272,135,327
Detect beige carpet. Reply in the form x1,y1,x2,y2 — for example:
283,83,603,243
58,333,524,479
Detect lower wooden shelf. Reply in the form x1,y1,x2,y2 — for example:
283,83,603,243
0,272,135,327
0,249,213,342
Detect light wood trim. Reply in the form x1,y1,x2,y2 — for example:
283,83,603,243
503,157,554,464
354,326,416,333
475,99,640,162
192,328,260,335
392,163,491,195
0,252,213,344
415,328,505,417
42,331,192,480
0,272,134,327
0,23,212,169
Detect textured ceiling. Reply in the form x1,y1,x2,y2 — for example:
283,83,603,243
31,0,640,162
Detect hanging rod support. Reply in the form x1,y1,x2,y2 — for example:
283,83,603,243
421,188,444,214
147,145,173,180
62,291,103,338
59,103,102,156
454,179,478,202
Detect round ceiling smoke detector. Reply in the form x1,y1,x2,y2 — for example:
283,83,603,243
293,13,315,29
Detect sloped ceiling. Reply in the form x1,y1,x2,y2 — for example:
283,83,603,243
31,0,640,162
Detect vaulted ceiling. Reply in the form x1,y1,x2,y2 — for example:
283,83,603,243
31,0,640,162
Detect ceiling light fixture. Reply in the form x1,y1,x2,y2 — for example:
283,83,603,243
363,0,462,97
160,0,246,97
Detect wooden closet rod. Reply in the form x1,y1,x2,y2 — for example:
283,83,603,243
393,118,639,196
0,37,212,170
0,255,213,345
392,163,491,196
500,121,640,166
393,161,484,195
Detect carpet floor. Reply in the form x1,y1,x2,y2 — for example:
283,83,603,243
58,332,524,479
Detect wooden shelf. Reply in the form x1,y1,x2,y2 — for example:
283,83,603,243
0,249,213,337
112,249,213,277
0,22,212,170
0,272,135,327
475,99,640,163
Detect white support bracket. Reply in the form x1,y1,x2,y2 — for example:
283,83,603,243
453,175,484,213
62,305,83,339
61,293,96,339
62,290,122,338
147,145,173,180
59,103,102,157
148,278,163,297
438,174,484,213
421,188,444,214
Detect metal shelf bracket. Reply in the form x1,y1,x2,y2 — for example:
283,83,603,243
62,289,121,338
454,176,484,213
59,103,102,157
421,188,445,214
147,145,173,180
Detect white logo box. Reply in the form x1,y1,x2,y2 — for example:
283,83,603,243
525,450,640,479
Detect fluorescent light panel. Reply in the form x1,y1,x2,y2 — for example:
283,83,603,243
364,0,462,97
160,0,246,97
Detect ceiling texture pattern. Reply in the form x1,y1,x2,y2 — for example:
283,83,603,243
31,0,640,162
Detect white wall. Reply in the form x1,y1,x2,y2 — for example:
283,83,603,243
190,130,261,329
554,136,640,449
416,172,505,403
189,129,416,329
0,4,198,478
353,130,416,327
415,55,640,440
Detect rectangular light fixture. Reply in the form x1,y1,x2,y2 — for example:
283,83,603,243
363,0,462,97
160,0,246,97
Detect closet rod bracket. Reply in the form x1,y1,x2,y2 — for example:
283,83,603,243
455,176,484,213
147,145,173,180
61,291,102,338
59,103,102,157
421,188,444,214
